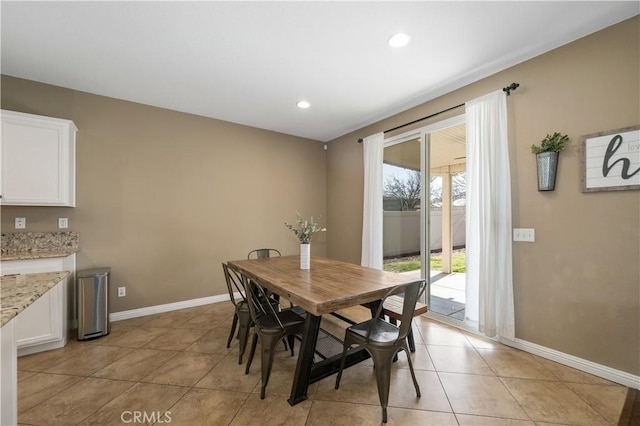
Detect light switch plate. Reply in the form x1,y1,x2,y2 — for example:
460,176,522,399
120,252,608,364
15,217,26,229
513,228,535,242
58,218,68,229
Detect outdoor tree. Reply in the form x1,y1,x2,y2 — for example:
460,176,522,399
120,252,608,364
385,170,467,210
383,170,421,211
452,172,467,202
430,176,442,206
430,172,466,206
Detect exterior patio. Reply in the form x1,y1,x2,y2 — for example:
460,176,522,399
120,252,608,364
401,269,466,320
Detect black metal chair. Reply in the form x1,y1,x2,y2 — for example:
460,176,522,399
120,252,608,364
222,263,254,364
223,263,287,365
247,248,281,259
241,272,305,399
247,247,304,314
335,280,425,423
361,284,428,354
247,248,281,301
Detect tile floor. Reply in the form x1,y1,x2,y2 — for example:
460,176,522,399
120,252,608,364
17,302,628,425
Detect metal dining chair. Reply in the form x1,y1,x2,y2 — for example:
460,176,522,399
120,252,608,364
222,263,283,364
247,247,304,315
246,248,281,302
335,280,425,423
222,263,254,364
241,272,305,399
247,248,281,259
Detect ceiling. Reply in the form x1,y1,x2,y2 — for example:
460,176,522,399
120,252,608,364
383,123,466,172
1,2,637,142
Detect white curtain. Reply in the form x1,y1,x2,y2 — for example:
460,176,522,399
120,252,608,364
361,132,384,270
465,90,515,340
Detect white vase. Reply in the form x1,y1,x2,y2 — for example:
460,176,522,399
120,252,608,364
300,243,310,270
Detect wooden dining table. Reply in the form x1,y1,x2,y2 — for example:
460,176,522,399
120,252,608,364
227,255,414,405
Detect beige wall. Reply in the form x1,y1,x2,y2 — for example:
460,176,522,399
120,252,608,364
2,16,637,376
326,17,640,375
1,77,327,312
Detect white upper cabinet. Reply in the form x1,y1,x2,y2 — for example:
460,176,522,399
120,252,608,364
1,110,77,206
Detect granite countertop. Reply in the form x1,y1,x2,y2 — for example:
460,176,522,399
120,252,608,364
1,248,79,261
1,231,79,261
1,271,70,327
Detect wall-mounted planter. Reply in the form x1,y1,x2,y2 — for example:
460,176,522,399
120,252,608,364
536,151,559,191
531,132,568,192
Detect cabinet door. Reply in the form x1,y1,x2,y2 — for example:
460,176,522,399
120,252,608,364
1,110,76,206
14,281,64,349
1,256,74,355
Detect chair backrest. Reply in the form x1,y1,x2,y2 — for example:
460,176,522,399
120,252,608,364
397,280,425,339
373,280,425,341
222,263,247,308
239,270,285,331
247,248,281,259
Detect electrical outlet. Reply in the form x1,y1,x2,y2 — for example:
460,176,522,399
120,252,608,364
15,217,26,229
58,218,68,229
513,228,535,242
117,287,126,297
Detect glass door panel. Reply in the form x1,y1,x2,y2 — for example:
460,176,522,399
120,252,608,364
381,116,467,321
428,123,467,320
382,138,424,284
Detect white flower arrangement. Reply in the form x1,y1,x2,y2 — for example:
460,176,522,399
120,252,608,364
285,212,326,244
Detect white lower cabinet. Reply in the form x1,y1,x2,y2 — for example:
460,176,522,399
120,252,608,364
1,255,75,356
15,277,66,353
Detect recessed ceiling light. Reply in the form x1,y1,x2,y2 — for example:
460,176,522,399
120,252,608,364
388,32,411,48
297,100,311,109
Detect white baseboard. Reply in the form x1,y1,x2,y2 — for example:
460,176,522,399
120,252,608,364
501,337,640,390
17,337,67,357
109,293,238,322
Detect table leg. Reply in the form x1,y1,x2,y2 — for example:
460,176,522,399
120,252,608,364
369,300,382,318
288,313,321,406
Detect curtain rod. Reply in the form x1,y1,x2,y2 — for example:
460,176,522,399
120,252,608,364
357,82,519,143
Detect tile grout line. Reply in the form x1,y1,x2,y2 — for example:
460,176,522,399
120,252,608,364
71,377,139,426
460,332,523,423
525,351,623,425
420,322,459,423
435,330,536,424
16,372,84,421
465,335,540,424
195,350,252,425
555,380,617,425
160,357,252,426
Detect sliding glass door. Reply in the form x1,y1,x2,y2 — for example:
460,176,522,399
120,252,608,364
382,135,426,283
381,115,467,321
428,123,467,320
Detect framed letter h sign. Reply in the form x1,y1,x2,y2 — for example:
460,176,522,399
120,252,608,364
581,125,640,192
